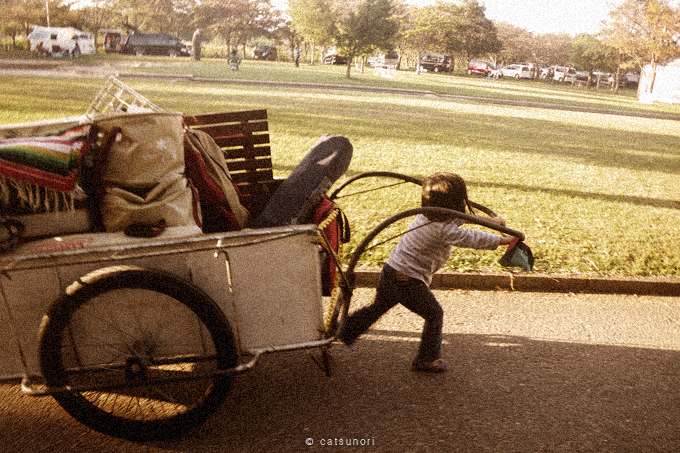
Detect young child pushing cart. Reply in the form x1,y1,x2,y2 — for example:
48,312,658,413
339,172,515,372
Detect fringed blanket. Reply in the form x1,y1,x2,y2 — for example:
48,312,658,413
0,124,93,212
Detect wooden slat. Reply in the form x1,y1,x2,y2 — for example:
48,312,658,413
227,156,273,172
214,135,270,151
195,121,269,141
183,109,268,126
183,109,278,218
229,168,274,184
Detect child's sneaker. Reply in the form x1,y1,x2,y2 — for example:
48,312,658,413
411,357,448,373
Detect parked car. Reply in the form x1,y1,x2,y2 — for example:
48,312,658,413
467,59,495,76
499,64,532,79
623,72,640,88
101,29,124,53
252,45,277,61
552,66,576,82
27,25,95,56
592,72,611,85
575,70,590,82
607,72,640,88
419,54,451,73
324,47,347,65
367,50,399,67
121,31,190,57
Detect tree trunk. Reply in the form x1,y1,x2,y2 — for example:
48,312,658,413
648,56,658,94
614,54,622,95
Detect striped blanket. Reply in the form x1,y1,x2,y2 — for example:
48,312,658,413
0,124,93,212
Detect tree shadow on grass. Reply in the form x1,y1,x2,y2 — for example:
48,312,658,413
272,104,680,178
469,179,680,211
175,329,680,452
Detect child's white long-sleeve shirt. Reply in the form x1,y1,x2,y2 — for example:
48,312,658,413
386,214,500,286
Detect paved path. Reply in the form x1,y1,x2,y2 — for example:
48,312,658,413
2,288,680,452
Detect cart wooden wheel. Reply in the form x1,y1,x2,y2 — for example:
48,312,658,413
38,266,238,442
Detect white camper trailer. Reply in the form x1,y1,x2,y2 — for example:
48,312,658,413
27,25,95,56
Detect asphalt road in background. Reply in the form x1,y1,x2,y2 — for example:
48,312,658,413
2,288,680,452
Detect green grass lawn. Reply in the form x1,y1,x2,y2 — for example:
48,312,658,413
1,57,679,277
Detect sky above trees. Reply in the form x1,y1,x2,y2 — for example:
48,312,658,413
274,0,625,35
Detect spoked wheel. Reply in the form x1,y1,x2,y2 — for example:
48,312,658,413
328,171,423,201
326,172,521,336
328,171,497,216
38,266,238,442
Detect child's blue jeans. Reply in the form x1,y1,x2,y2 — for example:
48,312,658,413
341,264,443,362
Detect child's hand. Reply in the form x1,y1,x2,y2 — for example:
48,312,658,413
489,216,506,227
499,235,515,245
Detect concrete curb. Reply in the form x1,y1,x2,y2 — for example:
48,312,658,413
353,269,680,297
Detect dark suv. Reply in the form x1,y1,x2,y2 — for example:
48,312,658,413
253,45,277,61
419,54,451,73
467,59,495,76
122,32,189,57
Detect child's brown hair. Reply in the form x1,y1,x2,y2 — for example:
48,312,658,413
421,173,473,220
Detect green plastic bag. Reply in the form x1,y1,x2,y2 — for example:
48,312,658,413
500,237,534,272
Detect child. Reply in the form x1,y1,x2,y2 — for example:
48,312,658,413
339,172,515,372
227,48,241,70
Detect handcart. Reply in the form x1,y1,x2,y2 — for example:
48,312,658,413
0,78,525,442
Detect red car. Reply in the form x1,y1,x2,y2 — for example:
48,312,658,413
467,59,495,76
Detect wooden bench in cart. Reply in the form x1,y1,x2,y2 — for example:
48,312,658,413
183,108,282,219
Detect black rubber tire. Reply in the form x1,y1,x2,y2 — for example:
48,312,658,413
38,267,237,442
329,171,496,217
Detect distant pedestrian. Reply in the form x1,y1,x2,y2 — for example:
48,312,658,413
545,66,554,84
339,173,515,373
294,45,301,67
227,48,241,70
192,28,203,61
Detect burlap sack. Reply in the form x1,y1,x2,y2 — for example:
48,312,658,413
93,112,185,189
100,173,200,232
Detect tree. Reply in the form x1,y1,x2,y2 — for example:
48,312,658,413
402,4,441,74
288,0,335,64
535,32,575,67
401,0,499,73
332,0,400,78
72,0,121,47
569,34,618,73
493,22,533,66
115,0,196,37
439,0,500,65
601,0,680,93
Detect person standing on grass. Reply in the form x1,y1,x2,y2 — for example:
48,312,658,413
227,48,241,70
339,172,515,373
294,45,301,67
192,29,203,61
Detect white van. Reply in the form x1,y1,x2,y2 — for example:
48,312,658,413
27,25,96,56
